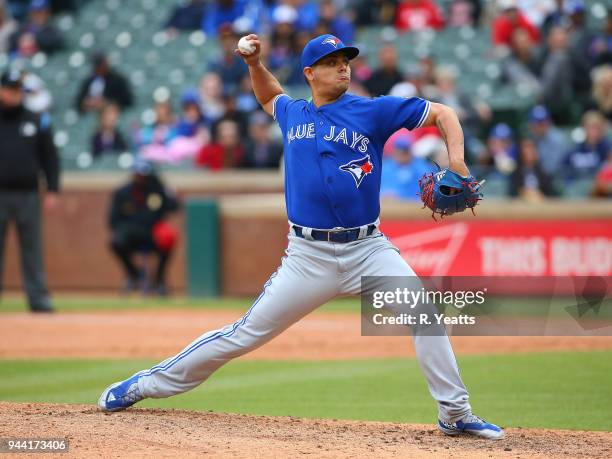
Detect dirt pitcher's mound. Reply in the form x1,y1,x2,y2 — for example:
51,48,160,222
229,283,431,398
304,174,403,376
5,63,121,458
1,403,611,458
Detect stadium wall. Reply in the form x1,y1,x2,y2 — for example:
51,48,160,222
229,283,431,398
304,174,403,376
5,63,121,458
3,173,611,295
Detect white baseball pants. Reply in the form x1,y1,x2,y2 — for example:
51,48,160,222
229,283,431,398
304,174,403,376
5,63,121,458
137,232,471,422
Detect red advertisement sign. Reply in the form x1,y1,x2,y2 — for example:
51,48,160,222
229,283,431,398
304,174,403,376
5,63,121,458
381,220,612,277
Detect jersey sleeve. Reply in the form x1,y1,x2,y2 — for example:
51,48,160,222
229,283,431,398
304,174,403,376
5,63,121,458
272,94,293,133
375,96,431,139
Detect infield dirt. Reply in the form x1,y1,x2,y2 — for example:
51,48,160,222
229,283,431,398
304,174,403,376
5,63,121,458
1,310,612,359
1,402,611,458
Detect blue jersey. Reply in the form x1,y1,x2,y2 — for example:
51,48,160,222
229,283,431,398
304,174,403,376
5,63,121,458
273,92,431,229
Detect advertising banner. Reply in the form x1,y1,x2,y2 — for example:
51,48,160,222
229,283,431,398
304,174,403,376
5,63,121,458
382,220,612,277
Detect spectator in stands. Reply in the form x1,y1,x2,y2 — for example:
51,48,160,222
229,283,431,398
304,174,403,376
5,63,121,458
202,0,245,37
137,100,178,162
202,0,266,37
418,55,437,92
565,111,610,179
492,0,539,49
140,91,210,165
22,71,51,114
91,103,128,159
316,0,355,45
176,90,207,136
109,159,180,296
349,53,373,87
395,0,444,33
9,0,74,17
364,44,403,97
347,61,372,97
481,123,517,175
423,65,491,139
6,0,30,21
588,65,612,122
138,100,176,146
163,0,206,36
283,0,319,33
528,105,567,176
566,0,595,109
448,0,482,28
591,150,612,198
267,5,302,86
422,65,489,160
213,92,249,138
198,72,225,123
516,0,556,28
195,119,244,170
207,24,248,94
539,26,575,125
10,0,64,55
509,138,557,200
240,111,283,169
235,73,259,114
355,0,397,27
10,30,38,60
500,28,541,96
293,30,311,61
167,89,210,162
541,0,568,37
591,8,612,67
75,51,133,114
381,137,435,200
0,1,17,54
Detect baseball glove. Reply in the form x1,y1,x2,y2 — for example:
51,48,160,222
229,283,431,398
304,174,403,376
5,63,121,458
418,168,483,220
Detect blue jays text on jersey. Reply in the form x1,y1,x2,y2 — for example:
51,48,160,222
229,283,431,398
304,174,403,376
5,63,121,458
273,92,431,230
287,123,371,154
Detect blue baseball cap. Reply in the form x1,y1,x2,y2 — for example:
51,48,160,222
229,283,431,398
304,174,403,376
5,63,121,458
301,34,359,70
30,0,49,11
564,0,585,15
181,88,200,106
529,105,550,123
131,157,153,176
393,137,412,151
489,123,513,140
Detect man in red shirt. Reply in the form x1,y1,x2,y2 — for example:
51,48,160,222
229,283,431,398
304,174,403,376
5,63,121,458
492,0,540,47
395,0,445,33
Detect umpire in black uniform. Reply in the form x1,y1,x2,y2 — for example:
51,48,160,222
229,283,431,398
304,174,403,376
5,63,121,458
0,69,59,312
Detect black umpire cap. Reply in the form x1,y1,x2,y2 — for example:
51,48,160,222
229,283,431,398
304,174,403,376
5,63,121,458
0,69,23,89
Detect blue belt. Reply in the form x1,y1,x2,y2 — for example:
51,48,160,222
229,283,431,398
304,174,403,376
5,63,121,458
292,224,377,243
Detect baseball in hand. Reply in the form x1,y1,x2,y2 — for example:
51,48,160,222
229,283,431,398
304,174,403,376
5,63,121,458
237,36,256,55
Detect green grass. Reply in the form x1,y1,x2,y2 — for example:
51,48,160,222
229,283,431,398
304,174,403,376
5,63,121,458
2,295,606,319
0,296,359,313
1,352,611,431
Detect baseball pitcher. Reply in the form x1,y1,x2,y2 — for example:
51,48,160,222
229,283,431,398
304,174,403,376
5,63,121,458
98,34,502,440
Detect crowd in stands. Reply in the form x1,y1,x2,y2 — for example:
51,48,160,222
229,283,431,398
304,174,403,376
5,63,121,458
1,0,612,200
2,0,66,59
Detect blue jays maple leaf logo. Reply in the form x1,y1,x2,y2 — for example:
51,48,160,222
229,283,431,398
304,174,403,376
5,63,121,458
322,36,341,48
339,155,374,188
